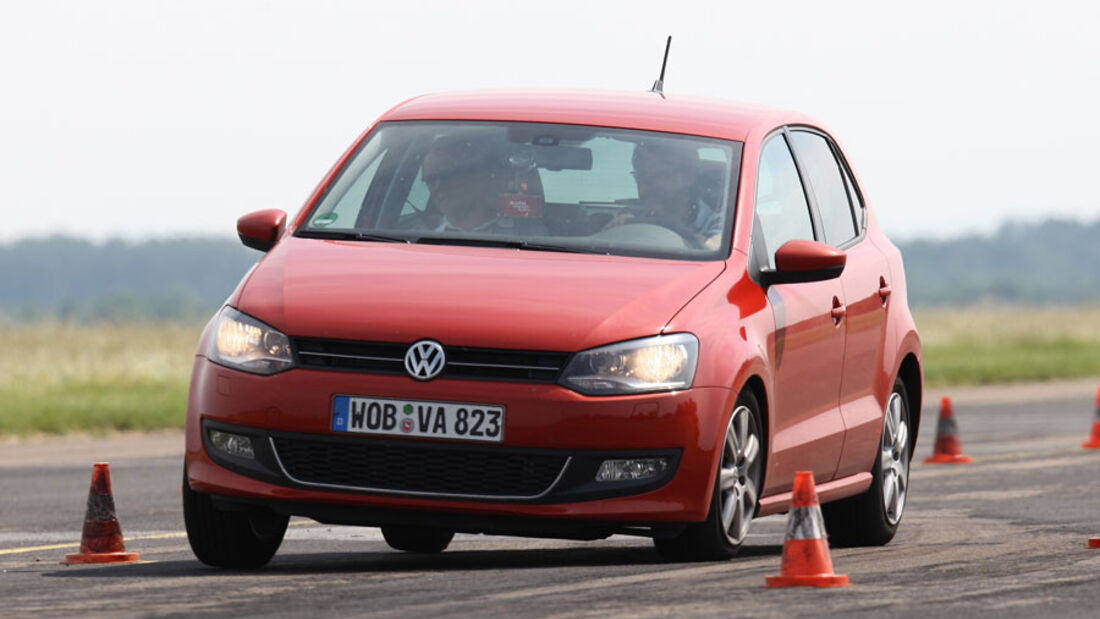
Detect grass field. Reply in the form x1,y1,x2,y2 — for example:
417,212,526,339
914,306,1100,385
0,323,200,435
3,307,1100,435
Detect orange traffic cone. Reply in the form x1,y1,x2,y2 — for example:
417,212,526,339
924,396,972,464
64,463,140,565
765,471,850,588
1082,387,1100,449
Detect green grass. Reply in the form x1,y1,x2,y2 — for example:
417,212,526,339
3,307,1100,435
915,306,1100,385
0,323,200,436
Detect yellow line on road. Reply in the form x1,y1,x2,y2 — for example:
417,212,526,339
0,520,312,556
0,542,80,555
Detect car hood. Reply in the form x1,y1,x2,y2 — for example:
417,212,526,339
235,237,725,352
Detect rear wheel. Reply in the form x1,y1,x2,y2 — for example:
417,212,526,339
182,467,288,568
381,526,455,553
822,377,911,546
653,390,763,561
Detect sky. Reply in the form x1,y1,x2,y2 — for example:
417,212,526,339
1,0,1098,242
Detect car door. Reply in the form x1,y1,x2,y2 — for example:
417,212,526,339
752,132,846,494
788,129,891,479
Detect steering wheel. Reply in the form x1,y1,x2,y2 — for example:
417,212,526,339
624,209,704,249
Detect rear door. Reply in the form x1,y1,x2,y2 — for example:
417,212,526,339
752,132,846,494
788,129,891,479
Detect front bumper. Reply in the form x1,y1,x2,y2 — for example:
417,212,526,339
185,356,736,525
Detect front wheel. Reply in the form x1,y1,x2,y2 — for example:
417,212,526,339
822,377,912,546
182,467,288,568
653,390,763,561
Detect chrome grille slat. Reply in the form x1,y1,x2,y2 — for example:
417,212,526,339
447,361,559,371
299,351,402,363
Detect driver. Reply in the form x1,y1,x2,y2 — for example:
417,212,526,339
419,135,506,233
606,140,723,249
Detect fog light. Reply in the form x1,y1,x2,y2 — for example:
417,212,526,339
209,430,255,459
596,458,669,482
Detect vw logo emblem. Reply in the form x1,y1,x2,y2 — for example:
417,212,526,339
404,340,446,380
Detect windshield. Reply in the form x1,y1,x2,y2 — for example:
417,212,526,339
299,121,742,260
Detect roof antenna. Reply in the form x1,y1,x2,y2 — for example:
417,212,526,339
650,36,672,95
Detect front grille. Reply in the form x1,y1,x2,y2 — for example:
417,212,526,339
271,435,569,498
293,337,570,383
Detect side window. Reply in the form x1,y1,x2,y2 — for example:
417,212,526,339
755,135,814,269
840,159,864,230
306,146,388,229
330,154,385,224
789,131,858,246
403,167,431,215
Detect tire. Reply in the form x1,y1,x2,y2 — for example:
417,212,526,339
182,467,288,568
822,377,911,547
653,390,764,561
381,526,455,553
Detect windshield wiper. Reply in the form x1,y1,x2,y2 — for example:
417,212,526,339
296,229,410,243
415,236,606,254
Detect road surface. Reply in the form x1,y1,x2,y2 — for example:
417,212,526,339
2,383,1099,617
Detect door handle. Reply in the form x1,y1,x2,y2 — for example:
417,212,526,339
831,296,846,326
878,276,892,306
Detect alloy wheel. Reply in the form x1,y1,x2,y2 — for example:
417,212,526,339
880,392,910,526
719,405,761,545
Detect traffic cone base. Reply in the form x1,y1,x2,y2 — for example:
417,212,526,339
63,463,140,565
1083,388,1100,449
64,551,140,565
1082,423,1100,449
1088,538,1100,549
765,540,850,588
924,453,973,464
765,472,849,588
766,573,851,587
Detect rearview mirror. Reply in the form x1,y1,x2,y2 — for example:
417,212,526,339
759,239,846,286
534,145,593,171
237,209,287,252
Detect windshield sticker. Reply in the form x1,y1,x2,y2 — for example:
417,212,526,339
313,213,339,227
498,194,544,218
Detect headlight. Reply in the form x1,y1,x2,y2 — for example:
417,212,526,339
559,333,698,395
207,306,294,375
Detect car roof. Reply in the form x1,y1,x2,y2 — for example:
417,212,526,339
378,90,814,142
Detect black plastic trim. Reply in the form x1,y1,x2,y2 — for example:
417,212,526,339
201,420,681,504
292,337,570,384
758,263,845,287
207,493,690,541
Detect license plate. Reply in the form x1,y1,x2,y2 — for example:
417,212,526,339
331,395,505,443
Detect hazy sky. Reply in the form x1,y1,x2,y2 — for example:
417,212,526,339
2,0,1097,242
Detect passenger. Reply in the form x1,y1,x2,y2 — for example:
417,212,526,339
606,140,724,249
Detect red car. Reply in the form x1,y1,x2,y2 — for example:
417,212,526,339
183,90,922,568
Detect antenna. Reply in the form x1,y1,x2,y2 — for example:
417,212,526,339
650,36,672,94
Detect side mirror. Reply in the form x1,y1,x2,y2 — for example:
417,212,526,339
759,239,846,286
237,209,287,252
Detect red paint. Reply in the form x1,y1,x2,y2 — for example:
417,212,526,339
64,463,140,565
237,209,286,247
766,471,849,588
924,396,973,464
790,471,818,508
189,90,922,542
773,239,846,273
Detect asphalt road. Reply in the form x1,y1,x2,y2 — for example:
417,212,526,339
2,389,1099,618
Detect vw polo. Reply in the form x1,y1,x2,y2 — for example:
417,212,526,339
183,90,922,568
